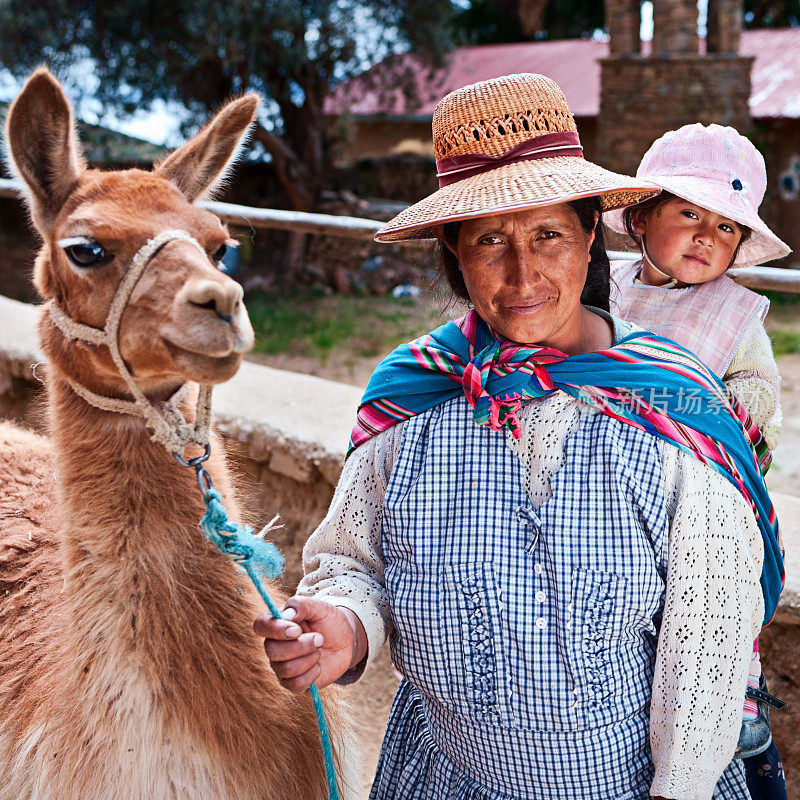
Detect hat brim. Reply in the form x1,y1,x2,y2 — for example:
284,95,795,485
374,156,660,243
604,176,792,267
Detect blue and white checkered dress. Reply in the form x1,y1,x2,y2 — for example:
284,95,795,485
370,395,748,800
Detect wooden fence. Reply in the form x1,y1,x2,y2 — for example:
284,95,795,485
2,178,799,292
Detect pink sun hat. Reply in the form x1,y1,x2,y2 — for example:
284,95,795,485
605,123,791,267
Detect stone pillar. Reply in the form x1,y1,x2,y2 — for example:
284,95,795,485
707,0,742,54
596,55,753,176
652,0,699,55
605,0,641,55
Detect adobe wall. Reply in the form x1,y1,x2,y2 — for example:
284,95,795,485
342,118,433,162
338,115,598,170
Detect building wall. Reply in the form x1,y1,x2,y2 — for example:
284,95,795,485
596,55,753,176
761,119,800,264
341,116,598,162
338,118,433,163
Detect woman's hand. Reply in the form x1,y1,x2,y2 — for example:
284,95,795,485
254,597,367,692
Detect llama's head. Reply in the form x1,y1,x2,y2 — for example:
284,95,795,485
5,68,257,396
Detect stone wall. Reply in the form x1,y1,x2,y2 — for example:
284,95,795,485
707,0,743,54
597,0,753,200
605,0,641,55
596,54,753,176
651,0,700,55
0,295,361,589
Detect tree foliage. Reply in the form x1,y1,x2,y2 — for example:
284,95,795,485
0,0,457,210
452,0,603,44
537,0,604,39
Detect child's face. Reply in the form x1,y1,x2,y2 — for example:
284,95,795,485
633,198,743,285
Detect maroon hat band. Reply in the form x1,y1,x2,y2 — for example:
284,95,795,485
435,131,584,188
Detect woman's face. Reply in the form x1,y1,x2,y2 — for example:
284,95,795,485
451,204,597,350
633,198,743,285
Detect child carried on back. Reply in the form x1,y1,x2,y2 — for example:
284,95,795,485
606,123,790,800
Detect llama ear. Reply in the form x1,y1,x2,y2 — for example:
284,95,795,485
4,68,86,234
155,94,259,203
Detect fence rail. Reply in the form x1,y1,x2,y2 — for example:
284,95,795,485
0,178,382,242
2,178,799,292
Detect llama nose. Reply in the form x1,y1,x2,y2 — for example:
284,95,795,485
185,279,243,322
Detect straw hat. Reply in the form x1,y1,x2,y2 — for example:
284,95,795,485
374,73,659,243
604,123,791,267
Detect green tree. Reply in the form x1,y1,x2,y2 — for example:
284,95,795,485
0,0,456,215
452,0,604,43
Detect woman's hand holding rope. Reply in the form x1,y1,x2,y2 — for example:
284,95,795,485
255,597,368,693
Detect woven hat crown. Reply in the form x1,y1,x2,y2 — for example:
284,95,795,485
432,73,578,161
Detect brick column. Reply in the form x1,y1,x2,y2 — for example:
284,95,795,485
707,0,742,54
652,0,699,55
605,0,641,55
596,55,753,176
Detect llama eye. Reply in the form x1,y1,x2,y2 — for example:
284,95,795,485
64,241,110,267
212,244,227,263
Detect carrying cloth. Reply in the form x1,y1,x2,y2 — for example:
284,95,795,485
349,309,783,624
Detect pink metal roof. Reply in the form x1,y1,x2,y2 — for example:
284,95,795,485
741,28,800,118
326,29,800,120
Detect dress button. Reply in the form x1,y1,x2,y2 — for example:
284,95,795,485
535,617,547,629
533,563,543,575
535,590,546,603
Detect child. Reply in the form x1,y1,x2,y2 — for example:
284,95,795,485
605,122,790,800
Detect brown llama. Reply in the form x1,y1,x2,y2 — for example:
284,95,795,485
0,69,358,800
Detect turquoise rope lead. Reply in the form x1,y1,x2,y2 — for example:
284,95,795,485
199,487,341,800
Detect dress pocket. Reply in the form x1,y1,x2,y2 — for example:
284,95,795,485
569,568,630,705
444,561,506,724
384,559,504,720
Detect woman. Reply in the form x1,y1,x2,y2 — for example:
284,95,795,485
256,74,781,800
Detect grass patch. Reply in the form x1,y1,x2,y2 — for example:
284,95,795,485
762,289,800,308
769,328,800,356
245,289,447,360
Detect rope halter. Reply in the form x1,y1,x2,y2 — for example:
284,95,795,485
48,229,216,456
